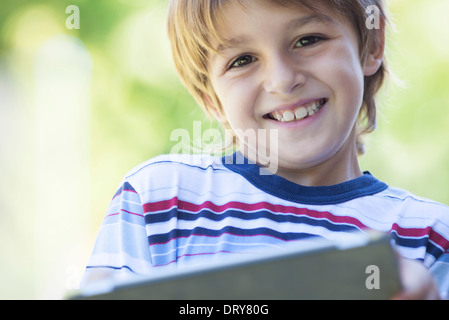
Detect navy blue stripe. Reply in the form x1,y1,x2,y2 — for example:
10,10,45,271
86,265,135,273
149,227,337,245
145,208,359,232
391,232,445,260
112,181,137,199
390,231,428,249
427,241,445,259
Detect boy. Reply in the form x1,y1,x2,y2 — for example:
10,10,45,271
81,0,449,299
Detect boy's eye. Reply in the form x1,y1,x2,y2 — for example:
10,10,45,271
228,55,256,69
295,35,324,48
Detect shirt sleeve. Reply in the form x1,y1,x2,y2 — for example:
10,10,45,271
80,180,153,288
429,251,449,300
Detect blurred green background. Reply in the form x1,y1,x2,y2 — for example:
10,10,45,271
0,0,448,299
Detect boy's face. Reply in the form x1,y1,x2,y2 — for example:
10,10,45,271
205,1,382,185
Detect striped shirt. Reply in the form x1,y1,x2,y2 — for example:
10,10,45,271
81,152,449,297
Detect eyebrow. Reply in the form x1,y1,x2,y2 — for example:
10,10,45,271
216,13,337,54
216,37,249,54
287,13,337,31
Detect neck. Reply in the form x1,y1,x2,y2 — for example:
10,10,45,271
278,147,362,187
249,131,363,187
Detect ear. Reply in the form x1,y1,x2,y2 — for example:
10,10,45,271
202,92,226,122
363,20,386,76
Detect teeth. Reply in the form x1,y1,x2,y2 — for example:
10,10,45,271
283,110,295,121
295,107,307,120
269,99,325,123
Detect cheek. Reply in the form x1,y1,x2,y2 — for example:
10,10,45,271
215,78,259,124
319,50,365,113
338,69,364,122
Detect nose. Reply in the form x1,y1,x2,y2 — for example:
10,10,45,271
263,53,306,95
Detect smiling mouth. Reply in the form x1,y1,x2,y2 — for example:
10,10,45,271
265,98,328,122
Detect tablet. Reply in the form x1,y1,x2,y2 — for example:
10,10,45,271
72,231,401,300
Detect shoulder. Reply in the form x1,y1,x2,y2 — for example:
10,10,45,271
375,186,449,216
371,186,449,227
380,187,449,266
375,185,449,247
125,153,228,178
120,153,239,196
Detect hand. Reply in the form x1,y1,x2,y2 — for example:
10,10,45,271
392,257,441,300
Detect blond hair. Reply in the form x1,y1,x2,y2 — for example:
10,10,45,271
167,0,388,155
